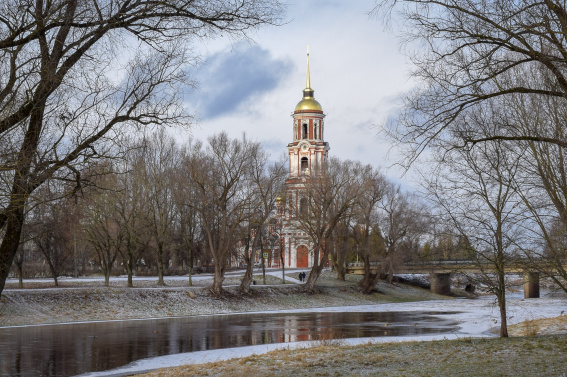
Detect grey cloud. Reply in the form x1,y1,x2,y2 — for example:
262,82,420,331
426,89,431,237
191,44,293,119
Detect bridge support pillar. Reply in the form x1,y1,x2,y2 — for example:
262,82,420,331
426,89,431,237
524,272,540,299
430,273,451,295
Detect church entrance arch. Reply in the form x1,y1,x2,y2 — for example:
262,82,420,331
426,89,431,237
296,245,309,268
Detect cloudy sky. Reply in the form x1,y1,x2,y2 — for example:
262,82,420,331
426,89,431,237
178,0,416,185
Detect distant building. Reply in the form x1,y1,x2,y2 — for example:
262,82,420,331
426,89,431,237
276,50,330,268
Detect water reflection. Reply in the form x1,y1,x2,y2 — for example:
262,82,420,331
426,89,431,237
0,311,459,377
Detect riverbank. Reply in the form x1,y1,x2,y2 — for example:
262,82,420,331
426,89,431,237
0,270,447,327
76,297,567,377
136,335,567,377
2,270,567,377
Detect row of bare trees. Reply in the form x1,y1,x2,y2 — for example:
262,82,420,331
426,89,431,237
0,0,285,296
9,127,435,297
9,130,289,296
376,0,567,337
291,159,429,293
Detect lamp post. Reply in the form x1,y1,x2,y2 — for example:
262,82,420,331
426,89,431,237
279,236,285,284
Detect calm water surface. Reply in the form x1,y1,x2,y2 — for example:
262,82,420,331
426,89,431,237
0,311,459,377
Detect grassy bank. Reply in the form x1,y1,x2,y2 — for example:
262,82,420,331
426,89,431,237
0,272,448,327
138,335,567,377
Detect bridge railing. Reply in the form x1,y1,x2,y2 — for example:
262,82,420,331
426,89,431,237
404,260,479,266
347,260,479,268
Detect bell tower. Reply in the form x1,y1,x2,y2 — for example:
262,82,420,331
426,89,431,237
278,48,330,269
288,48,329,177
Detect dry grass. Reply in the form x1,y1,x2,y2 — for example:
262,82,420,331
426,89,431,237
137,335,567,377
133,311,567,377
510,315,567,337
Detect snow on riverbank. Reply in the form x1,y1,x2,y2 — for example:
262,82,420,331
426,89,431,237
2,271,566,377
0,270,441,327
76,296,567,377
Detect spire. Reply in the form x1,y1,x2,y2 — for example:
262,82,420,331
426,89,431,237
294,46,322,112
306,46,311,90
303,46,314,99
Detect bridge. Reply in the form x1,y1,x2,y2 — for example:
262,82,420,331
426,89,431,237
346,260,542,298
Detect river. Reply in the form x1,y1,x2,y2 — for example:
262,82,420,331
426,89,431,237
0,310,460,377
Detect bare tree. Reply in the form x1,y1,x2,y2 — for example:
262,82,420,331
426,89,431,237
426,139,523,338
239,153,286,293
174,144,204,286
136,130,181,286
296,158,368,292
27,185,75,286
332,167,387,283
353,181,428,294
0,0,284,295
111,142,149,287
187,132,259,296
350,169,388,292
330,218,353,281
378,185,427,282
502,92,567,292
81,165,121,287
375,0,567,162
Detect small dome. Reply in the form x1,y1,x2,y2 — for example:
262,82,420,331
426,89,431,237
295,97,323,112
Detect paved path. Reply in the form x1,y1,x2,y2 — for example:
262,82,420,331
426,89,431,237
4,268,315,289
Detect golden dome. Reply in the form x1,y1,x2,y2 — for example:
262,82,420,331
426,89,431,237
294,47,323,113
295,97,322,112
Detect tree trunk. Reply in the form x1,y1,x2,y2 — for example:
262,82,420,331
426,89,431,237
0,208,25,295
281,246,286,284
126,258,134,288
497,269,508,337
212,265,225,296
304,244,326,292
187,246,193,286
46,258,59,287
157,242,165,286
335,248,346,281
14,258,24,289
498,292,508,337
362,273,382,294
261,243,266,285
386,260,394,283
240,234,262,293
358,254,372,289
304,263,324,292
0,92,46,296
239,243,254,294
104,270,110,287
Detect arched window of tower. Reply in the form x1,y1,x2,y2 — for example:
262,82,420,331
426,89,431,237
302,124,308,139
314,122,318,139
301,157,309,173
